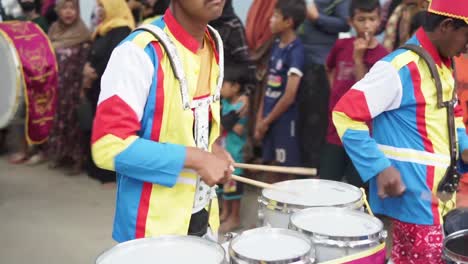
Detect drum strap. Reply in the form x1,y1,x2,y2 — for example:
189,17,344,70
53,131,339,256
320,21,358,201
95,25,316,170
400,44,460,201
134,23,224,110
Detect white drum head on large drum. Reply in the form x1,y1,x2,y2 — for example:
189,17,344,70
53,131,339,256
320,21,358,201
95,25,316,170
0,30,23,129
96,236,226,264
263,179,363,208
290,207,383,238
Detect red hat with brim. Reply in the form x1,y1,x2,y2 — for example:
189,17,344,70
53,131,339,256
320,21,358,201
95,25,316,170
428,0,468,24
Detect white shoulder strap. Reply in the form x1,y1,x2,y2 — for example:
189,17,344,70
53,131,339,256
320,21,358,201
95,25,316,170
135,24,224,110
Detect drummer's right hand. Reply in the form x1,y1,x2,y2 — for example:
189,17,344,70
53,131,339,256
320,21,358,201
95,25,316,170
377,166,406,199
185,147,233,186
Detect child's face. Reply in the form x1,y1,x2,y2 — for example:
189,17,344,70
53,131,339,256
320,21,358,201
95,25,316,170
221,81,240,99
58,1,78,26
270,10,291,34
349,9,380,39
174,0,225,24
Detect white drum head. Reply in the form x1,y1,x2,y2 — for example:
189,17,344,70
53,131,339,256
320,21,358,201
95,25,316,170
96,236,225,264
0,30,22,129
230,227,312,262
291,207,383,238
262,179,362,207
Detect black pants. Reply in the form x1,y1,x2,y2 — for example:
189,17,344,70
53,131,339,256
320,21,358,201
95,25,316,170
188,209,209,237
298,64,330,168
0,128,8,154
83,131,116,183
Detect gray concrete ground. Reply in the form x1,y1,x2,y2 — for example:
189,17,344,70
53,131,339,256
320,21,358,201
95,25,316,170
0,157,261,264
0,158,116,264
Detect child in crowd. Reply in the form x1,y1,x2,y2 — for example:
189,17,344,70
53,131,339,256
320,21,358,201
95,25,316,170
255,0,306,181
320,0,388,187
218,66,248,233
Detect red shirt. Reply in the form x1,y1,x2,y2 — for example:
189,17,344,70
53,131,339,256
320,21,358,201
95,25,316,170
326,37,388,145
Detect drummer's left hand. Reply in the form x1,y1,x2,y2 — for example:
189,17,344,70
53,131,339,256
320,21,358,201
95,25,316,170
212,143,234,181
212,143,234,165
462,149,468,163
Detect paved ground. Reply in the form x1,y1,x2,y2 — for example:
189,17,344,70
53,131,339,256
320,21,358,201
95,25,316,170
0,158,117,263
0,155,261,264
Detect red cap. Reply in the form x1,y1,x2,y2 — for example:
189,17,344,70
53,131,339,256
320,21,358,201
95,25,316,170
428,0,468,24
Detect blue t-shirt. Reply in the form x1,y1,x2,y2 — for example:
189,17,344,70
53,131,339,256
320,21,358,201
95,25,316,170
263,38,305,119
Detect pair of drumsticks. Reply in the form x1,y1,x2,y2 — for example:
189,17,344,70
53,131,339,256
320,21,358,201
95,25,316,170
231,163,317,192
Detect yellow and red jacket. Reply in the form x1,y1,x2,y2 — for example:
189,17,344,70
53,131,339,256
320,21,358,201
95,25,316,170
91,9,221,242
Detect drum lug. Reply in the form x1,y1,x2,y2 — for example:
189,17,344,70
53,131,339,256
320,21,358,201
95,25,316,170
224,232,238,242
379,230,388,243
257,208,265,227
257,196,268,206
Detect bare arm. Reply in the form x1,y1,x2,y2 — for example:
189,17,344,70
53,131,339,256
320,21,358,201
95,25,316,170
326,67,335,89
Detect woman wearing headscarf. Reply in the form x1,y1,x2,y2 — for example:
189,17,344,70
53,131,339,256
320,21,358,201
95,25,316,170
47,0,91,175
82,0,134,184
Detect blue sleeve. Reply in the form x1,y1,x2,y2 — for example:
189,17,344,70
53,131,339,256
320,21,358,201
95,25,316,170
115,139,186,187
342,130,392,182
315,0,351,34
96,38,185,188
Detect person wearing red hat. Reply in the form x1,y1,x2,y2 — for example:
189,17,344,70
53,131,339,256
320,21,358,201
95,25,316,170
333,0,468,263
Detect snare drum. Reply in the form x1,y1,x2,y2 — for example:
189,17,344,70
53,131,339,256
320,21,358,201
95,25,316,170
228,227,314,264
290,207,387,263
96,236,226,264
443,229,468,264
258,179,363,228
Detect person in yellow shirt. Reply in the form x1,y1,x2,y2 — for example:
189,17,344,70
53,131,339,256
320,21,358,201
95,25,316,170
91,0,233,242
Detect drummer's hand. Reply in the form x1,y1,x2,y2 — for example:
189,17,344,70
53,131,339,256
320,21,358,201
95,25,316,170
186,147,233,186
212,143,234,164
377,166,406,198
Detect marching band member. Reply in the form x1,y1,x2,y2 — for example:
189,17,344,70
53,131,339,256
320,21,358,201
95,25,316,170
91,0,232,242
333,0,468,262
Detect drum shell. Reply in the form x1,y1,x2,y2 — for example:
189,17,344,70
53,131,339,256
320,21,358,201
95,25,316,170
258,179,364,228
289,207,386,263
443,229,468,264
96,236,227,264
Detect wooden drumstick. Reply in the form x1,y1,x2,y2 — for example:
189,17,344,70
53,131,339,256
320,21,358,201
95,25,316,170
234,163,317,176
231,175,299,194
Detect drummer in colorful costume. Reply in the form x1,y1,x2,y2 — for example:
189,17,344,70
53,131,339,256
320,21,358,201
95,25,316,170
91,0,233,242
333,0,468,262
